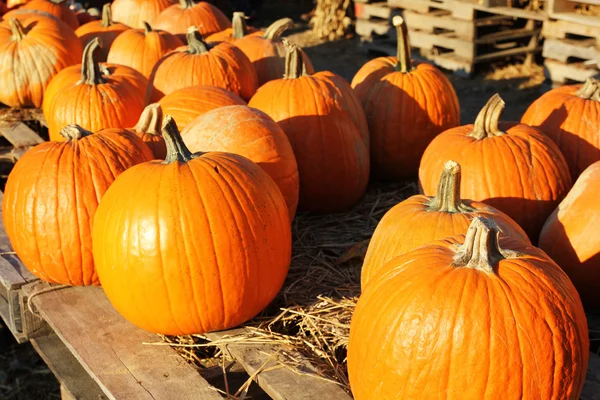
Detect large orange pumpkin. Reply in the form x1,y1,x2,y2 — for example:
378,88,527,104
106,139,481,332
148,26,258,101
158,85,245,128
111,0,175,29
182,105,299,219
539,160,600,309
521,78,600,180
206,11,258,43
348,216,589,400
0,13,82,107
92,116,292,335
75,4,129,61
419,94,572,241
130,103,166,159
249,41,369,213
15,0,79,30
351,16,460,180
2,125,153,286
106,21,183,79
152,0,230,38
362,160,530,287
44,38,149,141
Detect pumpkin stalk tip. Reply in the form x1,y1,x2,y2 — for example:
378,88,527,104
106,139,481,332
263,17,294,40
162,115,197,163
471,93,505,139
59,125,93,141
283,39,305,79
452,217,504,273
135,104,163,136
393,16,411,73
186,26,209,54
79,38,106,85
178,0,194,9
231,12,248,39
101,3,114,28
427,160,473,213
576,78,600,102
9,18,25,41
143,21,153,34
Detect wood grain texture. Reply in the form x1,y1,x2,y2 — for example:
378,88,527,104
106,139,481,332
0,121,44,148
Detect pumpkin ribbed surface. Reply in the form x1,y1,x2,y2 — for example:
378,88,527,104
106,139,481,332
75,4,129,61
152,0,230,38
111,0,176,29
14,0,79,30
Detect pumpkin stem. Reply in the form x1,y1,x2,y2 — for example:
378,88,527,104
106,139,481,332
186,26,209,54
178,0,194,9
576,78,600,102
143,21,153,35
470,94,505,139
283,39,306,79
427,160,473,213
49,0,66,4
162,115,197,163
100,3,114,28
231,12,248,39
263,18,294,40
134,103,163,136
59,125,94,141
393,16,412,73
9,18,25,41
79,38,106,85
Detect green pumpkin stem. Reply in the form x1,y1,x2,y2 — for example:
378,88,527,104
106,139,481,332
427,161,473,213
576,78,600,102
135,104,163,136
162,115,197,163
79,38,106,85
100,3,114,28
9,18,25,41
263,18,294,40
231,12,248,39
471,94,505,139
393,16,411,73
178,0,194,9
143,21,153,35
59,125,93,141
186,27,209,54
283,39,306,79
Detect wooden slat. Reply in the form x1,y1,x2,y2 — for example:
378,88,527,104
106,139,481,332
403,10,476,40
543,38,600,63
475,28,541,44
543,19,600,40
0,121,44,148
544,59,600,84
206,328,352,400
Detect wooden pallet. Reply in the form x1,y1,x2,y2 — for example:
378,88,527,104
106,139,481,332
543,37,599,63
543,18,600,41
544,58,600,83
0,108,46,179
546,0,600,27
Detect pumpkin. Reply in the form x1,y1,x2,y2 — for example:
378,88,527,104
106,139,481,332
0,14,82,108
75,4,129,62
130,103,166,159
6,0,28,9
206,11,258,43
362,160,530,287
75,9,99,25
248,41,369,213
2,124,153,286
16,0,79,30
111,0,175,29
148,26,258,101
44,38,149,141
234,17,314,86
158,85,245,128
152,0,230,38
107,21,183,79
92,116,292,335
539,160,600,309
419,94,572,241
182,105,299,219
521,78,600,180
348,216,589,400
351,16,460,180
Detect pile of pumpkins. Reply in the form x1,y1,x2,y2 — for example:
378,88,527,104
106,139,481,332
1,2,599,398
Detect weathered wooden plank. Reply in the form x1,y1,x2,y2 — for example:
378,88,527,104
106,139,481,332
544,59,600,84
543,19,600,40
0,120,44,148
206,328,352,400
543,38,600,63
387,0,476,20
403,10,476,40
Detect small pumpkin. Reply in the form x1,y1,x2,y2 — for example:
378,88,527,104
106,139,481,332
521,78,600,180
107,21,183,79
92,116,292,335
148,26,258,101
44,38,149,141
158,85,245,128
2,124,153,286
206,11,258,43
152,0,230,38
182,105,299,219
0,13,83,107
419,93,572,241
362,160,530,288
111,0,175,29
75,4,129,62
15,0,79,30
130,103,166,159
248,41,369,213
348,217,589,400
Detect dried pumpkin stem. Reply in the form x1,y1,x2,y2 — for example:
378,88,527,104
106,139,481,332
50,0,66,4
79,38,106,85
263,18,294,40
576,78,600,102
471,94,505,139
59,125,93,141
143,21,153,35
135,104,163,136
9,18,25,41
231,12,248,39
186,27,209,54
452,217,510,273
100,3,114,28
393,16,411,73
162,115,197,163
283,39,306,79
178,0,194,9
427,161,473,213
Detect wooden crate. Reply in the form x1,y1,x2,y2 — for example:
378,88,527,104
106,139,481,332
544,59,600,83
546,0,600,27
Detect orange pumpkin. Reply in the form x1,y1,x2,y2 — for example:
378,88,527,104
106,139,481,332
248,41,369,213
6,0,28,8
0,13,82,108
16,0,79,30
148,26,258,101
130,103,166,159
206,11,258,43
2,124,153,286
362,160,530,287
158,85,245,128
539,160,600,309
419,94,572,241
92,116,292,335
349,217,589,400
351,16,460,180
521,78,600,180
182,105,299,219
106,21,183,79
75,4,129,61
44,38,149,141
152,0,230,38
75,9,99,25
111,0,175,29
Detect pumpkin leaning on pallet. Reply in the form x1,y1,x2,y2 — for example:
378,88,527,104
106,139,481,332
14,0,79,30
351,16,460,180
44,38,149,141
539,160,600,309
111,0,175,29
521,78,600,180
249,41,369,213
130,103,166,159
0,13,82,108
148,26,258,101
182,105,300,220
349,216,589,400
206,11,258,43
361,160,530,288
419,94,572,242
92,116,292,335
2,125,153,286
152,0,230,38
106,21,183,79
75,4,129,61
